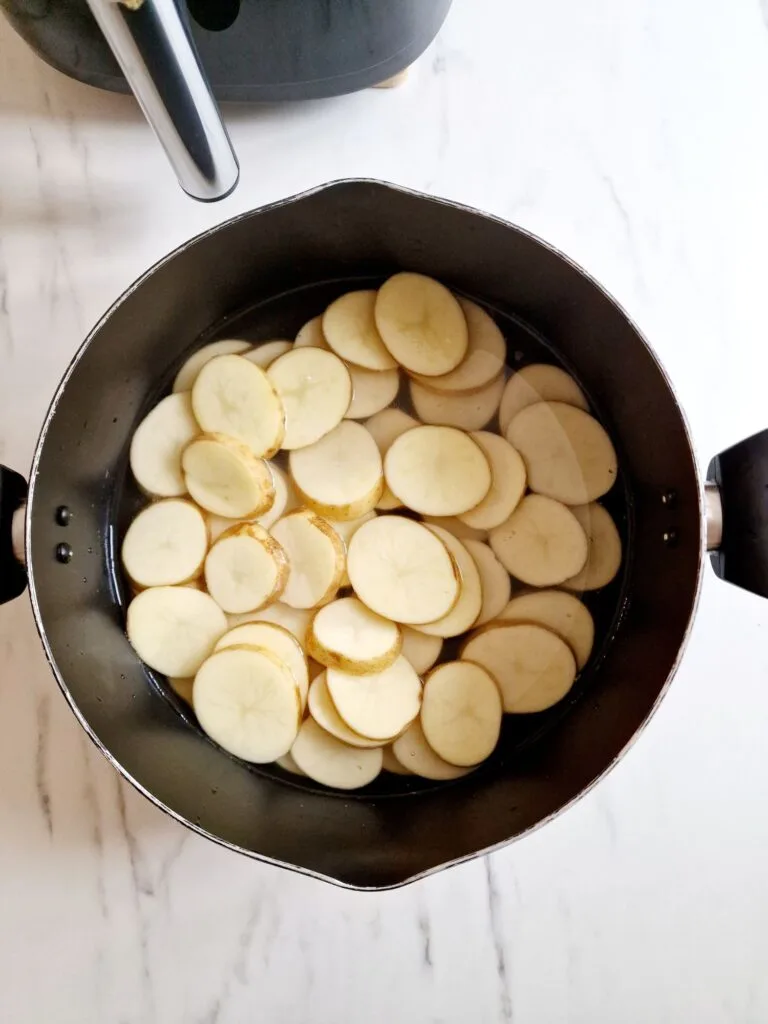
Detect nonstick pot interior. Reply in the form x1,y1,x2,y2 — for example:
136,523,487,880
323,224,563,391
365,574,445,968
26,181,703,888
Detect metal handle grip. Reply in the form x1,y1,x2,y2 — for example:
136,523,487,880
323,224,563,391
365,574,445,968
0,467,28,605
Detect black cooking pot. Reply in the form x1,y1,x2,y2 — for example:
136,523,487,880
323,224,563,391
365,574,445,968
1,180,765,890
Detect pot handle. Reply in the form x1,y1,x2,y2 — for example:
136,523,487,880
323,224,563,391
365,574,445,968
0,467,28,605
707,429,768,597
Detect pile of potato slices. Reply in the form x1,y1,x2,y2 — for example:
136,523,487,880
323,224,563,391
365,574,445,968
124,272,622,790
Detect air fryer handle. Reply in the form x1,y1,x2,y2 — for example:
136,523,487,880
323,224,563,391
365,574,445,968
0,466,28,605
86,0,239,201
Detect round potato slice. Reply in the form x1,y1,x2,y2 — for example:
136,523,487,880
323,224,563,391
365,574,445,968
461,622,577,713
307,596,401,675
270,509,345,609
327,656,421,741
323,289,397,370
192,354,285,457
507,401,618,505
182,434,274,519
289,420,383,522
291,718,383,790
307,672,388,749
267,348,352,450
416,525,483,638
122,499,208,588
489,494,588,587
463,540,512,626
421,661,502,766
498,590,594,669
173,339,251,393
275,751,306,775
214,620,309,709
458,432,527,530
499,363,589,436
375,272,468,376
243,340,293,368
410,374,505,432
400,628,443,675
384,425,492,517
205,523,288,614
392,720,471,781
561,503,623,592
382,745,412,775
127,586,227,677
227,603,312,646
365,408,419,511
345,366,400,420
293,316,329,350
411,298,506,394
347,516,460,625
194,646,300,763
130,392,199,498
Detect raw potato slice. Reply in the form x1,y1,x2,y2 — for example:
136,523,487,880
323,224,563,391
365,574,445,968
307,673,389,749
214,621,309,709
463,540,511,626
411,298,506,394
347,516,460,625
193,646,300,762
561,503,622,592
267,347,351,449
182,434,274,519
291,718,383,790
326,656,421,741
122,499,207,587
365,408,419,510
307,596,401,674
384,426,491,516
130,392,199,498
416,525,483,638
400,628,442,675
243,340,292,368
173,339,251,393
294,316,330,350
507,401,618,505
127,586,227,677
323,290,398,370
204,523,288,614
498,590,594,669
200,464,294,538
375,272,468,376
270,509,345,609
169,677,194,705
458,432,526,530
461,622,577,713
382,745,412,775
421,661,502,766
227,603,312,647
345,366,400,419
410,374,505,432
326,509,376,585
489,494,588,587
392,720,471,781
422,516,488,543
289,421,383,521
275,751,306,775
192,354,285,458
499,363,589,435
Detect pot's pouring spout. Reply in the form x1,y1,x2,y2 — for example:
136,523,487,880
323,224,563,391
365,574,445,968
86,0,239,201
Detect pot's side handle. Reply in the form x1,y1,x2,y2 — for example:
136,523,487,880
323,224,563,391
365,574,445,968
707,429,768,597
0,467,28,605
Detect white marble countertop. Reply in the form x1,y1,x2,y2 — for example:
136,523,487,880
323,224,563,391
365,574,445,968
3,1,768,1020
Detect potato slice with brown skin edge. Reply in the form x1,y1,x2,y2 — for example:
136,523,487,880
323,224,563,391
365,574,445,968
307,596,401,675
182,434,275,519
498,590,594,670
489,494,588,587
463,539,512,626
307,673,389,749
127,587,227,678
400,628,443,675
323,289,398,370
214,621,309,710
270,509,345,610
411,298,506,395
130,392,199,498
392,720,471,781
289,421,383,522
499,363,589,435
415,525,483,638
458,432,527,530
421,661,502,766
192,354,285,457
204,522,288,614
267,348,351,450
561,503,623,591
326,656,421,741
345,365,401,419
409,374,505,432
375,273,468,376
291,718,383,790
173,339,251,393
122,499,208,588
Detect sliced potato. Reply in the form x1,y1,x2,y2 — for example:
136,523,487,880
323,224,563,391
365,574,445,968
458,432,526,530
326,509,376,586
365,408,419,511
214,621,309,709
291,718,383,790
122,499,207,588
294,315,330,350
347,516,460,625
400,628,443,675
275,751,306,775
411,298,506,394
392,720,471,781
191,354,285,457
182,434,274,519
506,401,618,505
326,656,421,741
461,622,576,713
169,676,194,705
421,661,502,766
375,273,468,376
499,363,589,435
307,672,388,749
205,462,291,542
243,340,292,368
489,494,588,587
463,540,512,626
410,374,505,431
307,596,401,674
270,509,345,609
498,590,594,669
205,523,288,614
289,421,383,521
421,516,488,543
323,289,397,370
227,603,312,646
345,366,400,420
416,525,483,638
194,645,300,762
173,339,251,393
126,586,227,677
266,347,352,449
561,503,622,591
384,425,491,516
382,745,412,774
130,392,199,498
